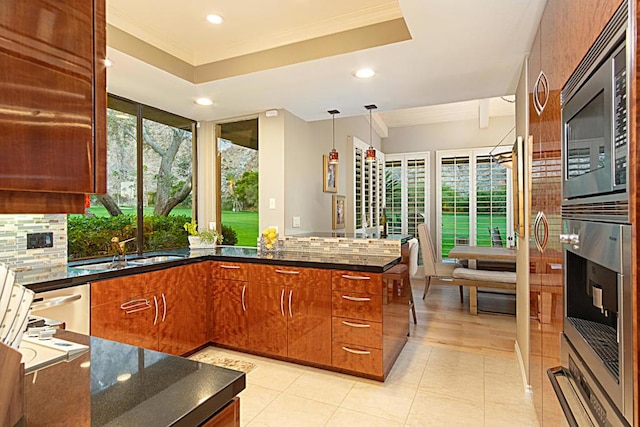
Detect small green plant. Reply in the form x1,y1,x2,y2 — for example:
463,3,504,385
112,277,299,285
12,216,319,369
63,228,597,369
221,224,238,246
198,229,223,244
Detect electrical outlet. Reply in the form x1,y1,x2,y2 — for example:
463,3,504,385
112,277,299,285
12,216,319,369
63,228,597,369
292,217,301,228
27,232,54,249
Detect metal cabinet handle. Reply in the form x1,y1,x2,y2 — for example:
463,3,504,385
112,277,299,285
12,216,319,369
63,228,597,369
153,295,159,325
533,211,543,253
288,290,293,318
341,274,370,280
540,212,549,252
342,346,371,355
161,293,167,322
31,294,81,311
342,295,371,302
241,285,246,312
120,298,150,314
275,269,299,275
280,289,285,317
533,70,549,115
220,265,240,269
342,320,370,328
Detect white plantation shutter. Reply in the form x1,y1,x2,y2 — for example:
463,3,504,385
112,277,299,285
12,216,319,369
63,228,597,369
355,148,363,228
436,148,512,259
351,137,385,232
384,153,430,239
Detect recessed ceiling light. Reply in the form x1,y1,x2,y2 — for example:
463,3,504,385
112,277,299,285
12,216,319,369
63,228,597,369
195,98,213,106
354,68,376,79
104,58,113,67
206,14,224,24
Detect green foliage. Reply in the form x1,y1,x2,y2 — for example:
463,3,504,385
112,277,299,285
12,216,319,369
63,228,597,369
221,224,238,246
220,211,258,247
234,171,259,211
68,214,190,259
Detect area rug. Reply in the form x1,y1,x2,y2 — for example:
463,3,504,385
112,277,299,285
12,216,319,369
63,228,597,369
189,353,256,373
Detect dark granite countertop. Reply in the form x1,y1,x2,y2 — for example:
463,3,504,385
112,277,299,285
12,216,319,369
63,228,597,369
19,246,400,293
23,330,245,426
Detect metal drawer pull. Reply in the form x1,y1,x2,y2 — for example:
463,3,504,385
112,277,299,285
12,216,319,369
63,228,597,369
220,265,240,269
161,293,167,322
153,295,159,325
120,299,149,310
342,295,371,302
342,346,371,355
275,269,300,275
342,320,370,328
123,305,151,314
241,285,246,312
341,275,370,280
31,294,81,310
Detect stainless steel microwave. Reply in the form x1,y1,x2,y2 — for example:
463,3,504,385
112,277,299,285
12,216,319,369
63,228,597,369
561,39,627,201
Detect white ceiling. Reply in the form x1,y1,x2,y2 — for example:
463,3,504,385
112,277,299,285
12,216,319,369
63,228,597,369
105,0,546,126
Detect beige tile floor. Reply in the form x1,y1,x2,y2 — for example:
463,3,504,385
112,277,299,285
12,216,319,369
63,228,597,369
193,283,540,426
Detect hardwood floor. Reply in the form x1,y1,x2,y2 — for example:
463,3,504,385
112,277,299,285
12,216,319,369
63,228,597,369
409,279,517,359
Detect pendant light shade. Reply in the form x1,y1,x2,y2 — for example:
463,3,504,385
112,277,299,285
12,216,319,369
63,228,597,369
365,104,377,162
327,110,340,164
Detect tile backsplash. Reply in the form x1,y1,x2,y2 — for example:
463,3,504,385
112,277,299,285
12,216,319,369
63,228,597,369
0,214,67,269
279,235,400,257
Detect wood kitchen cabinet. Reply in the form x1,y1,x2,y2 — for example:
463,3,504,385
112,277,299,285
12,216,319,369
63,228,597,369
526,1,623,424
211,262,250,349
91,264,208,355
247,265,332,366
0,0,106,214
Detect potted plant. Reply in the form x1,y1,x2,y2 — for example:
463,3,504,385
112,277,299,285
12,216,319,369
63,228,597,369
184,221,222,248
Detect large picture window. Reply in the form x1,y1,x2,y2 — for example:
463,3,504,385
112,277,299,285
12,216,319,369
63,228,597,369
436,148,512,259
67,95,196,260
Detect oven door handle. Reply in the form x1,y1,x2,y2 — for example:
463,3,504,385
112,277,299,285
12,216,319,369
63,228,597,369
540,211,549,252
547,367,580,427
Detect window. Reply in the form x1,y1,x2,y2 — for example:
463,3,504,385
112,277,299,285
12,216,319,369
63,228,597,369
351,137,384,231
436,148,512,259
384,153,430,239
67,95,196,260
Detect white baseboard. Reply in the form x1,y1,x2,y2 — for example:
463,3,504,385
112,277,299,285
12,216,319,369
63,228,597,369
515,341,533,395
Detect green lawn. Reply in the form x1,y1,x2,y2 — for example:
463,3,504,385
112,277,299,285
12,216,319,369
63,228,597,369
82,206,258,247
221,211,258,247
441,213,507,256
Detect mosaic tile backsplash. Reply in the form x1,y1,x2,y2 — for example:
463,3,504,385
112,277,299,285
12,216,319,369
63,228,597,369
0,214,67,269
279,235,400,257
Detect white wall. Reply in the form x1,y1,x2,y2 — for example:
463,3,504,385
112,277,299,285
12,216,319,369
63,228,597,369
381,115,515,244
258,110,286,234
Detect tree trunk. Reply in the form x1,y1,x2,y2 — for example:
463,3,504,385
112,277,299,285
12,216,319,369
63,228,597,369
96,194,124,216
156,180,192,216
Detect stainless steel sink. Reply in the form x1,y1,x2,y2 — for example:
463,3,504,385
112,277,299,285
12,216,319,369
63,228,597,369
128,255,184,265
70,261,133,271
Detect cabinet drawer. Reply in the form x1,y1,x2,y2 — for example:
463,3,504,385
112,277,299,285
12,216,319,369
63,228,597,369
332,317,382,349
91,274,148,307
211,262,248,281
332,341,382,377
332,271,382,295
331,291,382,321
251,264,330,287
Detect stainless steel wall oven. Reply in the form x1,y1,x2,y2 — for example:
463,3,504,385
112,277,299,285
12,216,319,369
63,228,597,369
550,2,633,426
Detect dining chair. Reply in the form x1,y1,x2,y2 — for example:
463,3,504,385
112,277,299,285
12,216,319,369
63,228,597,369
417,223,463,301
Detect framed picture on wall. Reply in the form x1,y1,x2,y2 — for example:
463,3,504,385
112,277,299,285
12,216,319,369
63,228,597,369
332,195,346,229
323,155,337,193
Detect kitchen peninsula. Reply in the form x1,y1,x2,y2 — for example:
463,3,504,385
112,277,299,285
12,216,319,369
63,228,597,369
17,237,409,382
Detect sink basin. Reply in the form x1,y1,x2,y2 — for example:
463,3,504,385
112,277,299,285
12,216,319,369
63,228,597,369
128,255,184,265
70,261,133,271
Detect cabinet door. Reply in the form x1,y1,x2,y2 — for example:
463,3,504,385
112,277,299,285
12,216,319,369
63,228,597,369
91,290,159,351
211,279,249,349
156,265,208,356
287,269,332,366
0,0,105,195
247,283,287,357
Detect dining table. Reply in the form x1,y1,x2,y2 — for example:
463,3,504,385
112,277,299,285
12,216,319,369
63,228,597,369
447,245,517,269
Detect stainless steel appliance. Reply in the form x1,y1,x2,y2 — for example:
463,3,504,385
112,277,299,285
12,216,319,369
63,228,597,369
551,220,632,426
561,4,628,206
550,3,634,426
29,284,90,335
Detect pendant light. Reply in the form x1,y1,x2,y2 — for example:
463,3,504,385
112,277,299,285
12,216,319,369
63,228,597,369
365,104,377,162
328,109,340,164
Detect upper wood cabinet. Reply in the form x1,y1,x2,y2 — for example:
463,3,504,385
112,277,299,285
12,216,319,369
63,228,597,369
0,0,106,213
